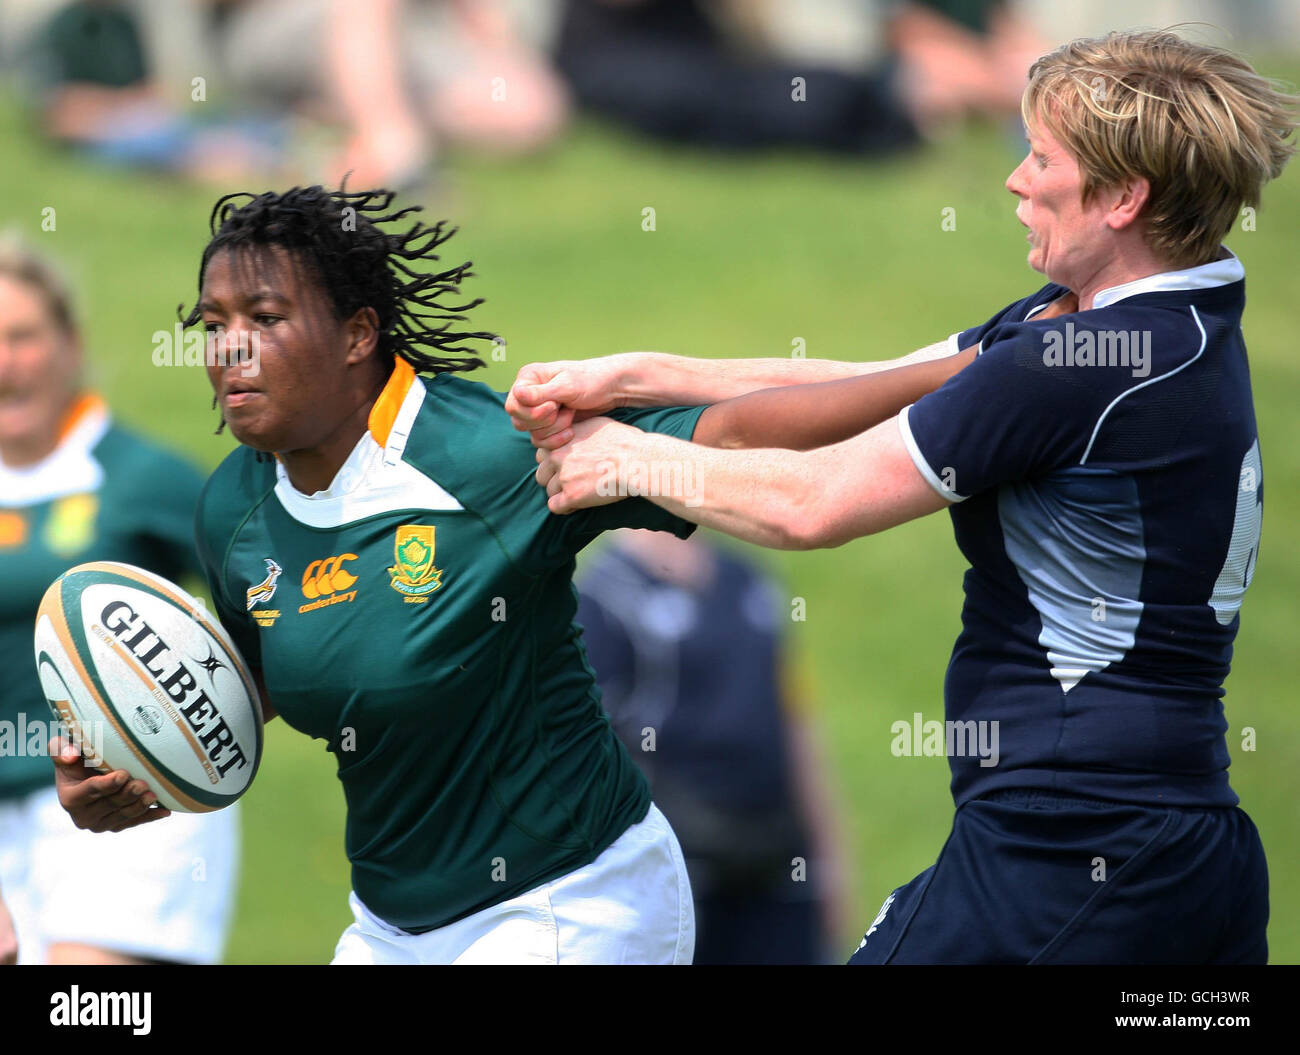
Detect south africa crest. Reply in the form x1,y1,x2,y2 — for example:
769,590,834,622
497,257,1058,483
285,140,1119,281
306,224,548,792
388,525,443,597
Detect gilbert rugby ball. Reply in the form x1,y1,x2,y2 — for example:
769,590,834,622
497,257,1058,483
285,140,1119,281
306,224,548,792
33,561,263,813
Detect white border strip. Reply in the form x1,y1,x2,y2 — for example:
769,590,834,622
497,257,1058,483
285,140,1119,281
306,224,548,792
898,406,967,502
1080,305,1208,466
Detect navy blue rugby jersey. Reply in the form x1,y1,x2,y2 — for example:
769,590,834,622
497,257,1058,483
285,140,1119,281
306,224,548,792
899,250,1259,808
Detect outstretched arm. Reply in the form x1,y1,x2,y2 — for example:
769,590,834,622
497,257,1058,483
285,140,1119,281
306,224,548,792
507,340,962,441
535,414,951,550
692,347,976,450
614,340,963,401
509,292,1080,445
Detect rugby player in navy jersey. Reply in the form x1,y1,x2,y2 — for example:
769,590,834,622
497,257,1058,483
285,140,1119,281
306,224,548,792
520,30,1296,963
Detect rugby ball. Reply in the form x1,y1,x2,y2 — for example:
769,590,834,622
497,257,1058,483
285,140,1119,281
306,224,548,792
33,561,263,813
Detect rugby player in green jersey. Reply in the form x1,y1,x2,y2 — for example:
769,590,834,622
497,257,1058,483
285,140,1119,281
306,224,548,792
52,186,973,963
0,240,238,964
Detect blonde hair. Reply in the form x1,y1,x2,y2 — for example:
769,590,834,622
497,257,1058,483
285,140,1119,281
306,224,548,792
1022,29,1298,268
0,235,77,334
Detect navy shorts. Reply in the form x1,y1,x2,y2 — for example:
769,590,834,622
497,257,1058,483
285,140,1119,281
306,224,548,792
848,789,1269,964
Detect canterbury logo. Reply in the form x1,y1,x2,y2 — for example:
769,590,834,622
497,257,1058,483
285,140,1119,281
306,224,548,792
302,554,358,599
246,559,283,610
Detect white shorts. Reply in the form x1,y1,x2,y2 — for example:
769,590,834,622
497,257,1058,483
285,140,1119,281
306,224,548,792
332,803,695,964
0,784,239,964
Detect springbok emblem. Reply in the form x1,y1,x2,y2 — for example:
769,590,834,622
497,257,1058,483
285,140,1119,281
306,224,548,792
246,558,283,610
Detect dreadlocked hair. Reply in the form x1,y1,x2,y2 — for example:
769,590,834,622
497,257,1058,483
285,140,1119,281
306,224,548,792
181,185,498,379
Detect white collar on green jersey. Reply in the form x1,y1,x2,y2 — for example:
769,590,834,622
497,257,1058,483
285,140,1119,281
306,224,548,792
0,394,110,507
271,367,463,529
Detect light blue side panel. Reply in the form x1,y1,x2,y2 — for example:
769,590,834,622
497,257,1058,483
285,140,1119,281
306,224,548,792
997,469,1146,692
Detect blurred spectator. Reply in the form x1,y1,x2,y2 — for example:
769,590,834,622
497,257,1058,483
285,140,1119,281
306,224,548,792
890,1,1049,122
212,0,570,188
10,0,570,188
16,0,285,181
553,0,1040,152
577,529,853,964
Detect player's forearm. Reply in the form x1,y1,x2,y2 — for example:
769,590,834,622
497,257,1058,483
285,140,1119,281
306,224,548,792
694,347,975,450
616,342,956,407
592,431,830,549
547,414,946,547
612,352,866,407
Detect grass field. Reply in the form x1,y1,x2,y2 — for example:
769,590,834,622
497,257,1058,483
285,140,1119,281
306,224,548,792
5,68,1299,964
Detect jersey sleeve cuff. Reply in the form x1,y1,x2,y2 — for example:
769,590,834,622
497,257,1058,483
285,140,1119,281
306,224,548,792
950,331,985,358
898,406,968,502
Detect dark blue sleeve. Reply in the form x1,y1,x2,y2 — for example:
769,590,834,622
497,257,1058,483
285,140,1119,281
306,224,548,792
900,327,1097,500
956,283,1068,352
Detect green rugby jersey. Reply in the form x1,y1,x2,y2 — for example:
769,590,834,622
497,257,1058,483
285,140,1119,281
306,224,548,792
195,359,705,932
0,395,203,799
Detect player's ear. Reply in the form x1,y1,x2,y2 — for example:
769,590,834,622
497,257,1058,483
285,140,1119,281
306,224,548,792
343,307,380,366
1106,176,1151,232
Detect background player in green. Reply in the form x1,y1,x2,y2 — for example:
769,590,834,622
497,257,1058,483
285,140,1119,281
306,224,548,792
0,238,238,964
53,185,975,964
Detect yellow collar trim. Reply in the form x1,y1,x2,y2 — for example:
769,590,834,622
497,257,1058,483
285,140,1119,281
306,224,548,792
368,358,415,447
58,392,107,443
